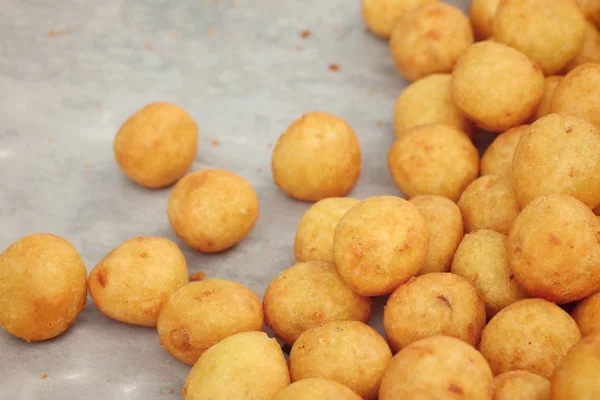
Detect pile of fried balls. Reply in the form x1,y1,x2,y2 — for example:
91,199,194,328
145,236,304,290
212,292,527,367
2,0,600,399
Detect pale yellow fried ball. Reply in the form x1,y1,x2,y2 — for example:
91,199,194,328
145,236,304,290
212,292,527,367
390,3,473,82
379,335,494,400
361,0,439,39
451,42,545,132
494,371,551,400
512,114,600,209
333,196,428,296
480,298,581,379
182,331,290,400
114,102,198,188
263,261,372,345
469,0,502,41
575,0,600,27
552,63,600,130
157,279,263,365
290,321,392,400
388,124,479,201
572,291,600,336
0,234,87,342
393,74,472,137
88,236,188,327
294,197,360,263
451,230,527,318
271,112,361,202
535,76,563,121
480,125,529,181
168,169,259,253
384,273,486,353
563,23,600,72
273,378,361,400
409,195,463,274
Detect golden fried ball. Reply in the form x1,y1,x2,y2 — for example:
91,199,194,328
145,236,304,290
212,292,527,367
361,0,439,39
334,196,428,296
552,63,600,130
393,74,472,138
451,230,526,318
563,23,600,73
157,279,263,365
572,291,600,336
290,321,392,400
114,102,198,188
271,112,361,202
294,197,360,263
0,234,87,342
551,332,600,399
480,125,529,181
274,378,361,400
182,331,290,400
575,0,600,27
383,273,486,352
494,371,551,400
388,124,479,201
168,169,259,253
263,261,372,345
451,42,545,132
469,0,502,40
379,335,494,400
88,236,188,327
512,114,600,209
390,3,473,82
480,298,581,379
409,195,463,274
535,76,563,121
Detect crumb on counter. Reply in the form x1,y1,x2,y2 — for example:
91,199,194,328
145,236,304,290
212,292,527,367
169,388,176,394
211,139,221,147
300,30,311,39
42,374,48,379
377,120,383,127
189,272,206,282
208,27,216,36
48,29,71,38
170,33,178,42
329,63,341,72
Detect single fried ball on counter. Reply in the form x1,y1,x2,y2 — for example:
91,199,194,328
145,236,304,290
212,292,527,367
393,74,472,138
451,230,527,318
88,236,188,327
551,332,600,399
361,0,439,39
383,273,486,353
535,76,563,121
480,298,581,379
451,41,544,132
575,0,600,27
289,321,392,400
469,0,502,40
271,112,361,202
113,102,198,188
157,279,263,365
274,378,361,400
182,331,290,400
294,197,360,263
0,233,87,342
333,196,428,296
552,63,600,130
572,291,600,336
563,22,600,73
379,335,494,400
494,371,551,400
480,125,529,181
389,2,473,82
409,195,463,274
168,169,259,253
513,114,600,209
388,124,479,201
263,261,372,345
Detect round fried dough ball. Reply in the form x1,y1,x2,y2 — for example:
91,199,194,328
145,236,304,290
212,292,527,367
393,74,472,137
290,321,392,400
469,0,502,40
157,279,263,365
114,102,198,188
294,197,360,263
552,63,600,130
182,331,290,400
388,124,479,201
451,41,545,132
263,261,372,345
573,292,600,336
535,76,563,121
88,236,188,327
271,112,361,202
494,371,550,400
389,3,473,82
480,298,581,379
361,0,439,39
333,196,428,296
409,195,463,274
480,125,529,181
168,169,259,253
0,234,87,342
458,175,520,234
383,273,486,352
451,230,527,318
379,336,494,400
564,23,600,72
274,378,361,400
575,0,600,27
513,114,600,209
508,194,600,303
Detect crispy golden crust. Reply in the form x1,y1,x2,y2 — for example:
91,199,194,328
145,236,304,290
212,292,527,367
563,22,600,73
552,63,600,130
480,125,529,182
572,291,600,337
535,76,563,121
494,371,550,400
551,332,600,399
274,378,362,400
361,0,439,39
469,0,502,40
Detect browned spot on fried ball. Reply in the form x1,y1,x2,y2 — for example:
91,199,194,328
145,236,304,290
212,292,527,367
448,384,464,394
97,269,108,288
170,326,192,351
